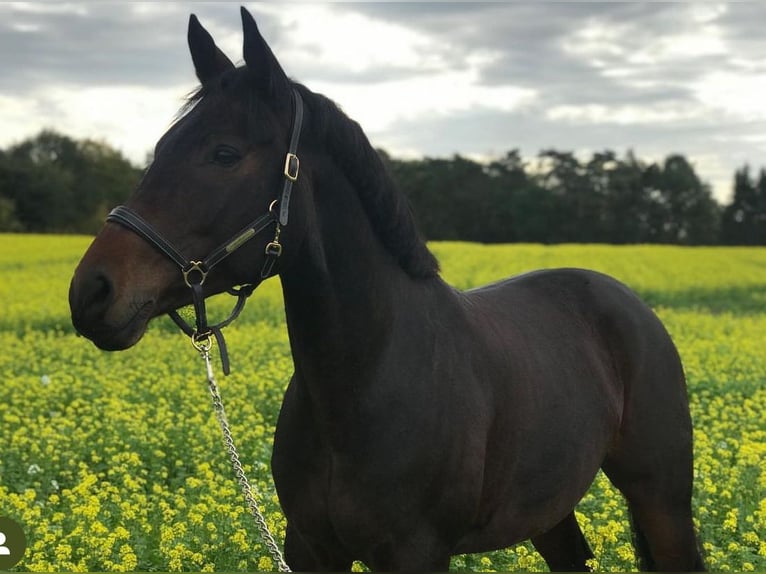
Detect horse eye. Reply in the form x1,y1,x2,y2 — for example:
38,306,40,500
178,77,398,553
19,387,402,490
211,145,241,167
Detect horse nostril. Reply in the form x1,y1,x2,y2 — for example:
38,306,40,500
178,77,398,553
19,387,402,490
90,272,113,306
73,269,114,317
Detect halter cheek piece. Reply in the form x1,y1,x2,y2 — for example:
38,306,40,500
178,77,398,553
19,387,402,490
106,89,304,375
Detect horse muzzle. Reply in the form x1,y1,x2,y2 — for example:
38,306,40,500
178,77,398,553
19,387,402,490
68,225,178,350
69,263,158,350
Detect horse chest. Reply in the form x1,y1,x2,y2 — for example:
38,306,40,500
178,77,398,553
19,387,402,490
273,413,411,555
272,372,486,556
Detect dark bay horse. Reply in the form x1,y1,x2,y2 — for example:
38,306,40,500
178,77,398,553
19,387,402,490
69,8,704,572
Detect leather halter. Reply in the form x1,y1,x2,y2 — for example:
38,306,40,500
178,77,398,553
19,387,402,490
106,88,304,374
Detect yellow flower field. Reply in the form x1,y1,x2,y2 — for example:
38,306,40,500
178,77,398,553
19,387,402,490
1,234,764,572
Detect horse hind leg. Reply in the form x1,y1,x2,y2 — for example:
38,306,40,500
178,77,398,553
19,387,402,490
531,511,594,572
627,508,656,571
599,308,705,570
602,430,705,571
619,488,705,572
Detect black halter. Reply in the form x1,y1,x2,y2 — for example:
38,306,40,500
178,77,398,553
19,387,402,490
106,88,304,374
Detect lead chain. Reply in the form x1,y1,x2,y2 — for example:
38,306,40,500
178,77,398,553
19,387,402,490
200,349,291,572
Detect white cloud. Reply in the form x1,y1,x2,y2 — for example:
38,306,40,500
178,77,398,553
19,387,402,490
9,2,88,16
0,94,46,145
0,84,188,164
562,6,726,70
11,22,42,33
262,4,447,76
312,71,535,134
258,4,535,134
693,71,766,121
690,3,728,24
561,19,628,62
546,102,704,125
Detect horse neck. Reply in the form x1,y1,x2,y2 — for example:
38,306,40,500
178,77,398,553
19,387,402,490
278,163,435,432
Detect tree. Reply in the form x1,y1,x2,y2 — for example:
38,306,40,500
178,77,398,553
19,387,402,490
756,170,766,243
386,153,497,242
535,150,607,243
655,155,720,245
599,151,652,243
483,150,528,243
0,151,75,231
720,166,766,245
0,196,22,232
0,130,142,233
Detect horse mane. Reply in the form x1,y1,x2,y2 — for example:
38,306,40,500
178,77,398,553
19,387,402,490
176,71,439,279
293,83,440,279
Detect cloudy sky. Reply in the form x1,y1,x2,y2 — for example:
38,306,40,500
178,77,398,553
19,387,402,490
3,2,766,202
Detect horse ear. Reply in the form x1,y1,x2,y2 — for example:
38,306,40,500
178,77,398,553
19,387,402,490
241,6,290,95
188,14,235,85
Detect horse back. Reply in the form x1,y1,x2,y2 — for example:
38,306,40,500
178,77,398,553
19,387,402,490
464,267,682,396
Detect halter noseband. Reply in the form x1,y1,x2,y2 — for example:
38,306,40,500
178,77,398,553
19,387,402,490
105,88,305,374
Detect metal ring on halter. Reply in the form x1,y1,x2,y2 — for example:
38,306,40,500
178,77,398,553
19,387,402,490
269,199,279,215
183,261,208,288
191,331,214,352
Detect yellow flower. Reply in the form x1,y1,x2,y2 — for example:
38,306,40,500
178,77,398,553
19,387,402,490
743,531,760,545
723,508,738,533
616,543,635,563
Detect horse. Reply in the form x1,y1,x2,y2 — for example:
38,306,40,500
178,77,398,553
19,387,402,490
69,8,705,572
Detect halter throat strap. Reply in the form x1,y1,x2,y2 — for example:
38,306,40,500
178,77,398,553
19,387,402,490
105,88,304,374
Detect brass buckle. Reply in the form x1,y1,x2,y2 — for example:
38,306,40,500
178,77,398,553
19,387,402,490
283,153,299,181
182,261,208,287
264,241,283,257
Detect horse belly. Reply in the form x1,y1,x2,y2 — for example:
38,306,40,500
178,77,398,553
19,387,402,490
456,396,618,554
455,315,623,553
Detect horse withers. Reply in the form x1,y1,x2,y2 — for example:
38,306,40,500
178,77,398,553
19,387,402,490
69,8,705,571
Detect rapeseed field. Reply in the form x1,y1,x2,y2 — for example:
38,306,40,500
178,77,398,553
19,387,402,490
1,234,764,572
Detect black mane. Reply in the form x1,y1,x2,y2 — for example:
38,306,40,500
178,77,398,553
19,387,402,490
293,83,439,279
177,71,440,279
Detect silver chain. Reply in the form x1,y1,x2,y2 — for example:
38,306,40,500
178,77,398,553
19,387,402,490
200,348,291,572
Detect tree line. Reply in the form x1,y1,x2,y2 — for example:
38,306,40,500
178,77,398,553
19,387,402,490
384,149,765,245
1,130,764,245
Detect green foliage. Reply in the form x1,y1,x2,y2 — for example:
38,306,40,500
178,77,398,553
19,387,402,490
0,131,142,233
1,234,764,571
721,166,766,245
386,149,726,245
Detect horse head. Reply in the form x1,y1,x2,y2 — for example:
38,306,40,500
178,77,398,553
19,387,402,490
69,8,311,350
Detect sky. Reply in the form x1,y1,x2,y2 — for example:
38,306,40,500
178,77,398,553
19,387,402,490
3,3,766,203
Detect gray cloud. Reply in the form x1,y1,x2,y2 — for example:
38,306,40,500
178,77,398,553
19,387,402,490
1,4,180,88
2,2,766,201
